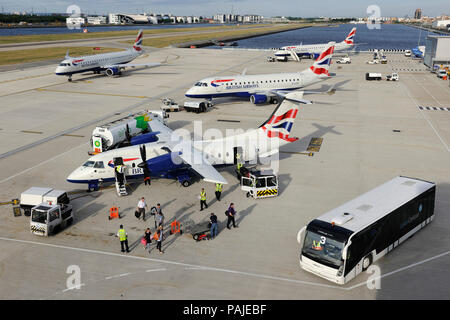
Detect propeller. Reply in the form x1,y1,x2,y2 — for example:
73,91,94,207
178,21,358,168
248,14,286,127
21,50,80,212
138,144,147,167
138,144,151,182
125,124,132,143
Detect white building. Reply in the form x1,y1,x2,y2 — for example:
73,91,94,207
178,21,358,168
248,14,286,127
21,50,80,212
424,35,450,68
432,19,450,29
87,16,106,25
66,17,85,27
108,13,121,24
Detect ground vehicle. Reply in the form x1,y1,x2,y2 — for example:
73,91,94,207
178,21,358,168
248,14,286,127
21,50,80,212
161,98,181,112
336,57,351,64
20,187,70,217
237,166,278,199
366,59,379,65
386,73,399,81
267,56,276,62
183,100,212,113
91,110,167,153
404,50,411,57
297,176,435,284
437,69,448,79
30,203,73,236
365,73,382,81
380,55,387,64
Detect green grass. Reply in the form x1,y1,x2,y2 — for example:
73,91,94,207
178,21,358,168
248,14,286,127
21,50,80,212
124,24,309,48
0,46,122,65
0,24,286,44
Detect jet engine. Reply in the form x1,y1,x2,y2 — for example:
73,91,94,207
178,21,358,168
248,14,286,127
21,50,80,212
105,67,120,76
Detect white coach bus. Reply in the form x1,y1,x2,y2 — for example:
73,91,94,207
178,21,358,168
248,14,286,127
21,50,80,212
297,176,436,284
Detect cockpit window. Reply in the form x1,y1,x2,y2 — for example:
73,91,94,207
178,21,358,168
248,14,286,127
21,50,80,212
82,161,95,167
202,83,207,87
59,63,70,66
195,82,202,86
195,82,208,87
94,161,104,168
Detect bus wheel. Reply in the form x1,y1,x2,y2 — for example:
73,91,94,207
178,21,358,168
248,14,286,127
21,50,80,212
362,254,373,271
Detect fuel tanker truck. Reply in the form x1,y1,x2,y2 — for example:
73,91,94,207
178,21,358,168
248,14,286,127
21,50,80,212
90,110,168,154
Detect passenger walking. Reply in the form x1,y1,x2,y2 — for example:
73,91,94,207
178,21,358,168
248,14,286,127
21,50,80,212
156,204,165,227
226,203,238,229
117,225,130,253
215,183,223,201
143,228,152,251
200,188,208,211
210,212,218,239
137,197,148,221
153,226,163,254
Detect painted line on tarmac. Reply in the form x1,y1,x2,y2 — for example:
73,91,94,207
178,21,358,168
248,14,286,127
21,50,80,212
36,88,149,99
2,236,449,292
62,283,85,293
0,72,53,84
0,142,88,184
0,236,344,290
146,268,167,272
400,80,450,153
346,250,450,290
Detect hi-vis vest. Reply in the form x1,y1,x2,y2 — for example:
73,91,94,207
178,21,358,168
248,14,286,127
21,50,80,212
216,183,222,192
312,240,323,250
118,229,127,241
237,163,243,170
200,191,206,201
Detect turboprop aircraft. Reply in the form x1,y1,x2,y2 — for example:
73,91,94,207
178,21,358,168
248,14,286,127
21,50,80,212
67,91,310,191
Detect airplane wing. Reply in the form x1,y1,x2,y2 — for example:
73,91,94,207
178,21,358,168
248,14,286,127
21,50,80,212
166,140,228,184
248,89,313,104
111,62,161,69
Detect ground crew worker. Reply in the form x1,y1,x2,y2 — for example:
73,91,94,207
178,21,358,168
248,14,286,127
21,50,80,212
237,162,243,171
117,225,130,253
226,203,238,229
200,188,208,211
215,183,223,201
143,166,151,186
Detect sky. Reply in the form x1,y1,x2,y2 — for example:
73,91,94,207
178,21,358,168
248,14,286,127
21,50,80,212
1,0,449,17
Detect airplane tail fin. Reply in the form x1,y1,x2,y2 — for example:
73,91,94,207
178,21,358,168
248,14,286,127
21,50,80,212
344,27,356,45
132,29,144,52
258,92,304,143
307,42,335,77
65,49,70,58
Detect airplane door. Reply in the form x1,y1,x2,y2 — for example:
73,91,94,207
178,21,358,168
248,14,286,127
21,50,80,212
215,79,223,92
233,147,243,165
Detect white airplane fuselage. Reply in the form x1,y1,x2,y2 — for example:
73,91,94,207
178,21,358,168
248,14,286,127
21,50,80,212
276,41,352,59
67,129,280,185
185,69,327,100
55,49,141,76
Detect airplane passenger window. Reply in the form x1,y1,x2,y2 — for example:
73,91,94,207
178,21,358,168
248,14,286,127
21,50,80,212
94,161,104,168
82,161,95,167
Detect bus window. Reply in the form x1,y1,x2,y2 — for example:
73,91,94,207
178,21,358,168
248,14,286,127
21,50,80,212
256,178,266,188
302,230,345,269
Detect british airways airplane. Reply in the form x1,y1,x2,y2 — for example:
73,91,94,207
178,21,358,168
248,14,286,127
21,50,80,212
275,27,356,60
67,90,309,191
55,29,161,81
185,42,335,105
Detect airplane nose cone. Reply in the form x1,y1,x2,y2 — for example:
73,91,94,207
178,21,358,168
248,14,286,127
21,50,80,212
67,167,83,182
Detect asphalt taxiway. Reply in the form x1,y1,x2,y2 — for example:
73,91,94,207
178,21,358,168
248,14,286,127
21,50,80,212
0,47,449,299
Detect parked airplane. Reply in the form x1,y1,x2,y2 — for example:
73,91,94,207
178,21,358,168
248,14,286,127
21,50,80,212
67,91,309,191
55,29,161,81
275,28,356,60
185,42,335,105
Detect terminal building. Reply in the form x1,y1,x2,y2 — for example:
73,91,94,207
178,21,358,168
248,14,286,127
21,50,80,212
424,35,450,69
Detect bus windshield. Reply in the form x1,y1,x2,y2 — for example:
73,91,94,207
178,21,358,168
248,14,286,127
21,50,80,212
302,230,346,269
